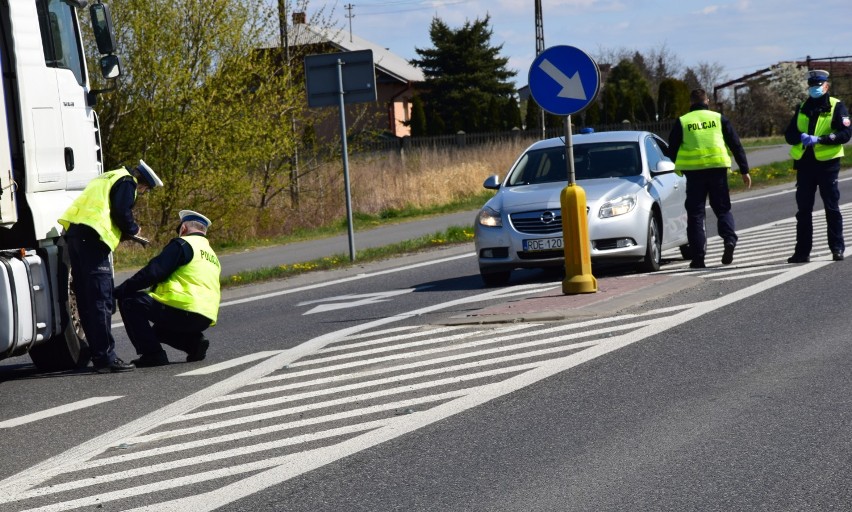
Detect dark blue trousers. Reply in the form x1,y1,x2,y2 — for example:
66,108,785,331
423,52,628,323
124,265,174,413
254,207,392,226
794,168,844,256
684,168,738,259
118,292,211,356
64,232,117,367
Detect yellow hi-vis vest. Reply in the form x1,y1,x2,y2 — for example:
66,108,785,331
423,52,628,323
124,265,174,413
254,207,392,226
149,235,221,325
789,97,845,161
674,110,732,171
58,168,135,251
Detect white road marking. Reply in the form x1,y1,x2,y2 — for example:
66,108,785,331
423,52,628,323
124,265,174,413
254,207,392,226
297,288,417,315
174,350,284,376
0,397,122,429
118,261,833,512
0,282,566,501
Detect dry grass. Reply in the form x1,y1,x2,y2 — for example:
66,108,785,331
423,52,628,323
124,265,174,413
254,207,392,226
345,139,529,213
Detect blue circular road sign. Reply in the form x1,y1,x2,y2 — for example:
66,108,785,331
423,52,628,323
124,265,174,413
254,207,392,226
528,45,600,116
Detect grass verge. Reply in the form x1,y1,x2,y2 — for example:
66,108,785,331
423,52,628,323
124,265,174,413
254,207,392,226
223,225,475,288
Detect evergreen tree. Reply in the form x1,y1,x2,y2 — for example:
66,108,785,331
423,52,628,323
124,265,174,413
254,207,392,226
657,78,691,119
603,59,655,123
410,15,517,134
408,95,427,136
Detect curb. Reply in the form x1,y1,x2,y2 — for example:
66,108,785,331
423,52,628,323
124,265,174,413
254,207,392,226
445,273,701,325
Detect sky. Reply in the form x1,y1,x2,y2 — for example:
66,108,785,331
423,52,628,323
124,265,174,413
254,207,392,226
298,0,851,88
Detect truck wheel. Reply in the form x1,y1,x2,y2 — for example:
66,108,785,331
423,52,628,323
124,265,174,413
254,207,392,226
29,257,90,371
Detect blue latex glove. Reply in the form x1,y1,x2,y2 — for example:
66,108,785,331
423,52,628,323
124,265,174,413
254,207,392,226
800,133,819,147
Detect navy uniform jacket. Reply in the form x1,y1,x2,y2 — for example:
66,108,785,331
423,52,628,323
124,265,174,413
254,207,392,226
114,233,205,299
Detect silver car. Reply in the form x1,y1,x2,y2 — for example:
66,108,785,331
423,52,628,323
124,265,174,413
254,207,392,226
474,130,690,286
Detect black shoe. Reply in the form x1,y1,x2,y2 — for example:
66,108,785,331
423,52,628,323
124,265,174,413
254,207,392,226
833,252,844,261
689,259,706,269
186,337,210,362
131,351,169,368
721,244,735,265
93,358,135,374
787,254,810,264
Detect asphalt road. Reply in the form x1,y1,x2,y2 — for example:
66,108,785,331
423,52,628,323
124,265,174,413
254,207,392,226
5,143,852,511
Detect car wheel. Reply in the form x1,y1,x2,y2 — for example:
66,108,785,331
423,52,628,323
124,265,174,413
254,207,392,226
480,269,511,287
679,244,692,260
637,216,661,273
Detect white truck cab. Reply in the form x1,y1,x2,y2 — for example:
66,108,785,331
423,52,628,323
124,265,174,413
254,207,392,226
0,0,120,370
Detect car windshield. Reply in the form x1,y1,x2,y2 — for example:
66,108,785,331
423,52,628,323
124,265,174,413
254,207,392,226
506,141,642,186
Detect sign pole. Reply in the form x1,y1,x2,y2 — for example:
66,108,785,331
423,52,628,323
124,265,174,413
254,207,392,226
560,115,596,293
336,58,356,262
528,45,600,294
304,49,377,264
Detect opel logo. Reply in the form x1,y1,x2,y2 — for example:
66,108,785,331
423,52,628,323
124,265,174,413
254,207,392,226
540,211,556,224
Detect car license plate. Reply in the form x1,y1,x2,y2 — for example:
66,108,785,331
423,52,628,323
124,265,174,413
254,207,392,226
523,237,563,251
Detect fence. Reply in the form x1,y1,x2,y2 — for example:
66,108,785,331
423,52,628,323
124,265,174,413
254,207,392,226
354,120,677,154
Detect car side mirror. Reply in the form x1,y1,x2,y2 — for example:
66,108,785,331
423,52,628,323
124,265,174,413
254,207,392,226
652,160,676,175
483,175,501,190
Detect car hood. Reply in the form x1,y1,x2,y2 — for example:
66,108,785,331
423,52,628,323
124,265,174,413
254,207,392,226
493,178,645,211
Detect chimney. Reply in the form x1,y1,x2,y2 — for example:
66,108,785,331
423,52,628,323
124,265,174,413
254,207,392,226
292,12,306,24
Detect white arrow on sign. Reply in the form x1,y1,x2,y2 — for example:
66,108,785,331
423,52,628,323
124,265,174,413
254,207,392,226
539,58,587,100
298,288,416,315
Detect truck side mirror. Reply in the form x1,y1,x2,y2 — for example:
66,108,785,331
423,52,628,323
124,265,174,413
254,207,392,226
99,54,121,79
90,3,117,55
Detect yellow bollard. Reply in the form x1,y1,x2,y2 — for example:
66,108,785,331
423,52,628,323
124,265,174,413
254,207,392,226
561,182,597,294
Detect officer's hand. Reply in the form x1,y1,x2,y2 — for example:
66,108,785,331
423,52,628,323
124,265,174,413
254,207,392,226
800,133,819,147
741,173,752,189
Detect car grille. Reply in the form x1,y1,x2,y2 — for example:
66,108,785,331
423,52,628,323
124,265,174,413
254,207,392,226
509,210,563,235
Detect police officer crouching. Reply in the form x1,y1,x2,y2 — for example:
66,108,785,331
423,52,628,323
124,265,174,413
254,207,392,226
114,210,221,367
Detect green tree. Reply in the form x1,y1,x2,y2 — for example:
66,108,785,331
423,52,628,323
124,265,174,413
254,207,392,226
602,59,655,123
90,1,312,241
410,15,517,134
657,78,691,119
408,95,427,136
501,96,522,130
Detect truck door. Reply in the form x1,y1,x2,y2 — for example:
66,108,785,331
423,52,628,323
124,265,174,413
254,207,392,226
33,0,99,191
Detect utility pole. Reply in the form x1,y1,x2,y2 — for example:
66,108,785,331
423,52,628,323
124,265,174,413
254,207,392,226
345,4,355,42
534,0,546,139
279,0,300,206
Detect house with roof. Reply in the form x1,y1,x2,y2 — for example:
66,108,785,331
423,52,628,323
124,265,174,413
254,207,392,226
260,13,424,139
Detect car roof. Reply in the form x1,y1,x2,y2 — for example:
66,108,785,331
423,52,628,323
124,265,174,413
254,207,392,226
526,130,653,151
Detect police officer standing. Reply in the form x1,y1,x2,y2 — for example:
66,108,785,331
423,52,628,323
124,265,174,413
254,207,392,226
785,70,852,263
58,161,163,373
668,89,752,269
114,210,221,367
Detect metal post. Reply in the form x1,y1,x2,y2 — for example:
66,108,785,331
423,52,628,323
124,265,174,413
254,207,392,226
560,114,597,294
337,59,356,262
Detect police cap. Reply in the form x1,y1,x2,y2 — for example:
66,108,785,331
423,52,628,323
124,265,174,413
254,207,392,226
135,160,163,188
179,210,211,228
807,69,829,86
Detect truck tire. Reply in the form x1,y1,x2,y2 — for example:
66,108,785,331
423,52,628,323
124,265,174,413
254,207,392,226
28,256,90,371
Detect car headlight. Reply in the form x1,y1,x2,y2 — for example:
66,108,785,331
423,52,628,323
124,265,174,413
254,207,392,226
599,195,636,218
478,206,502,227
